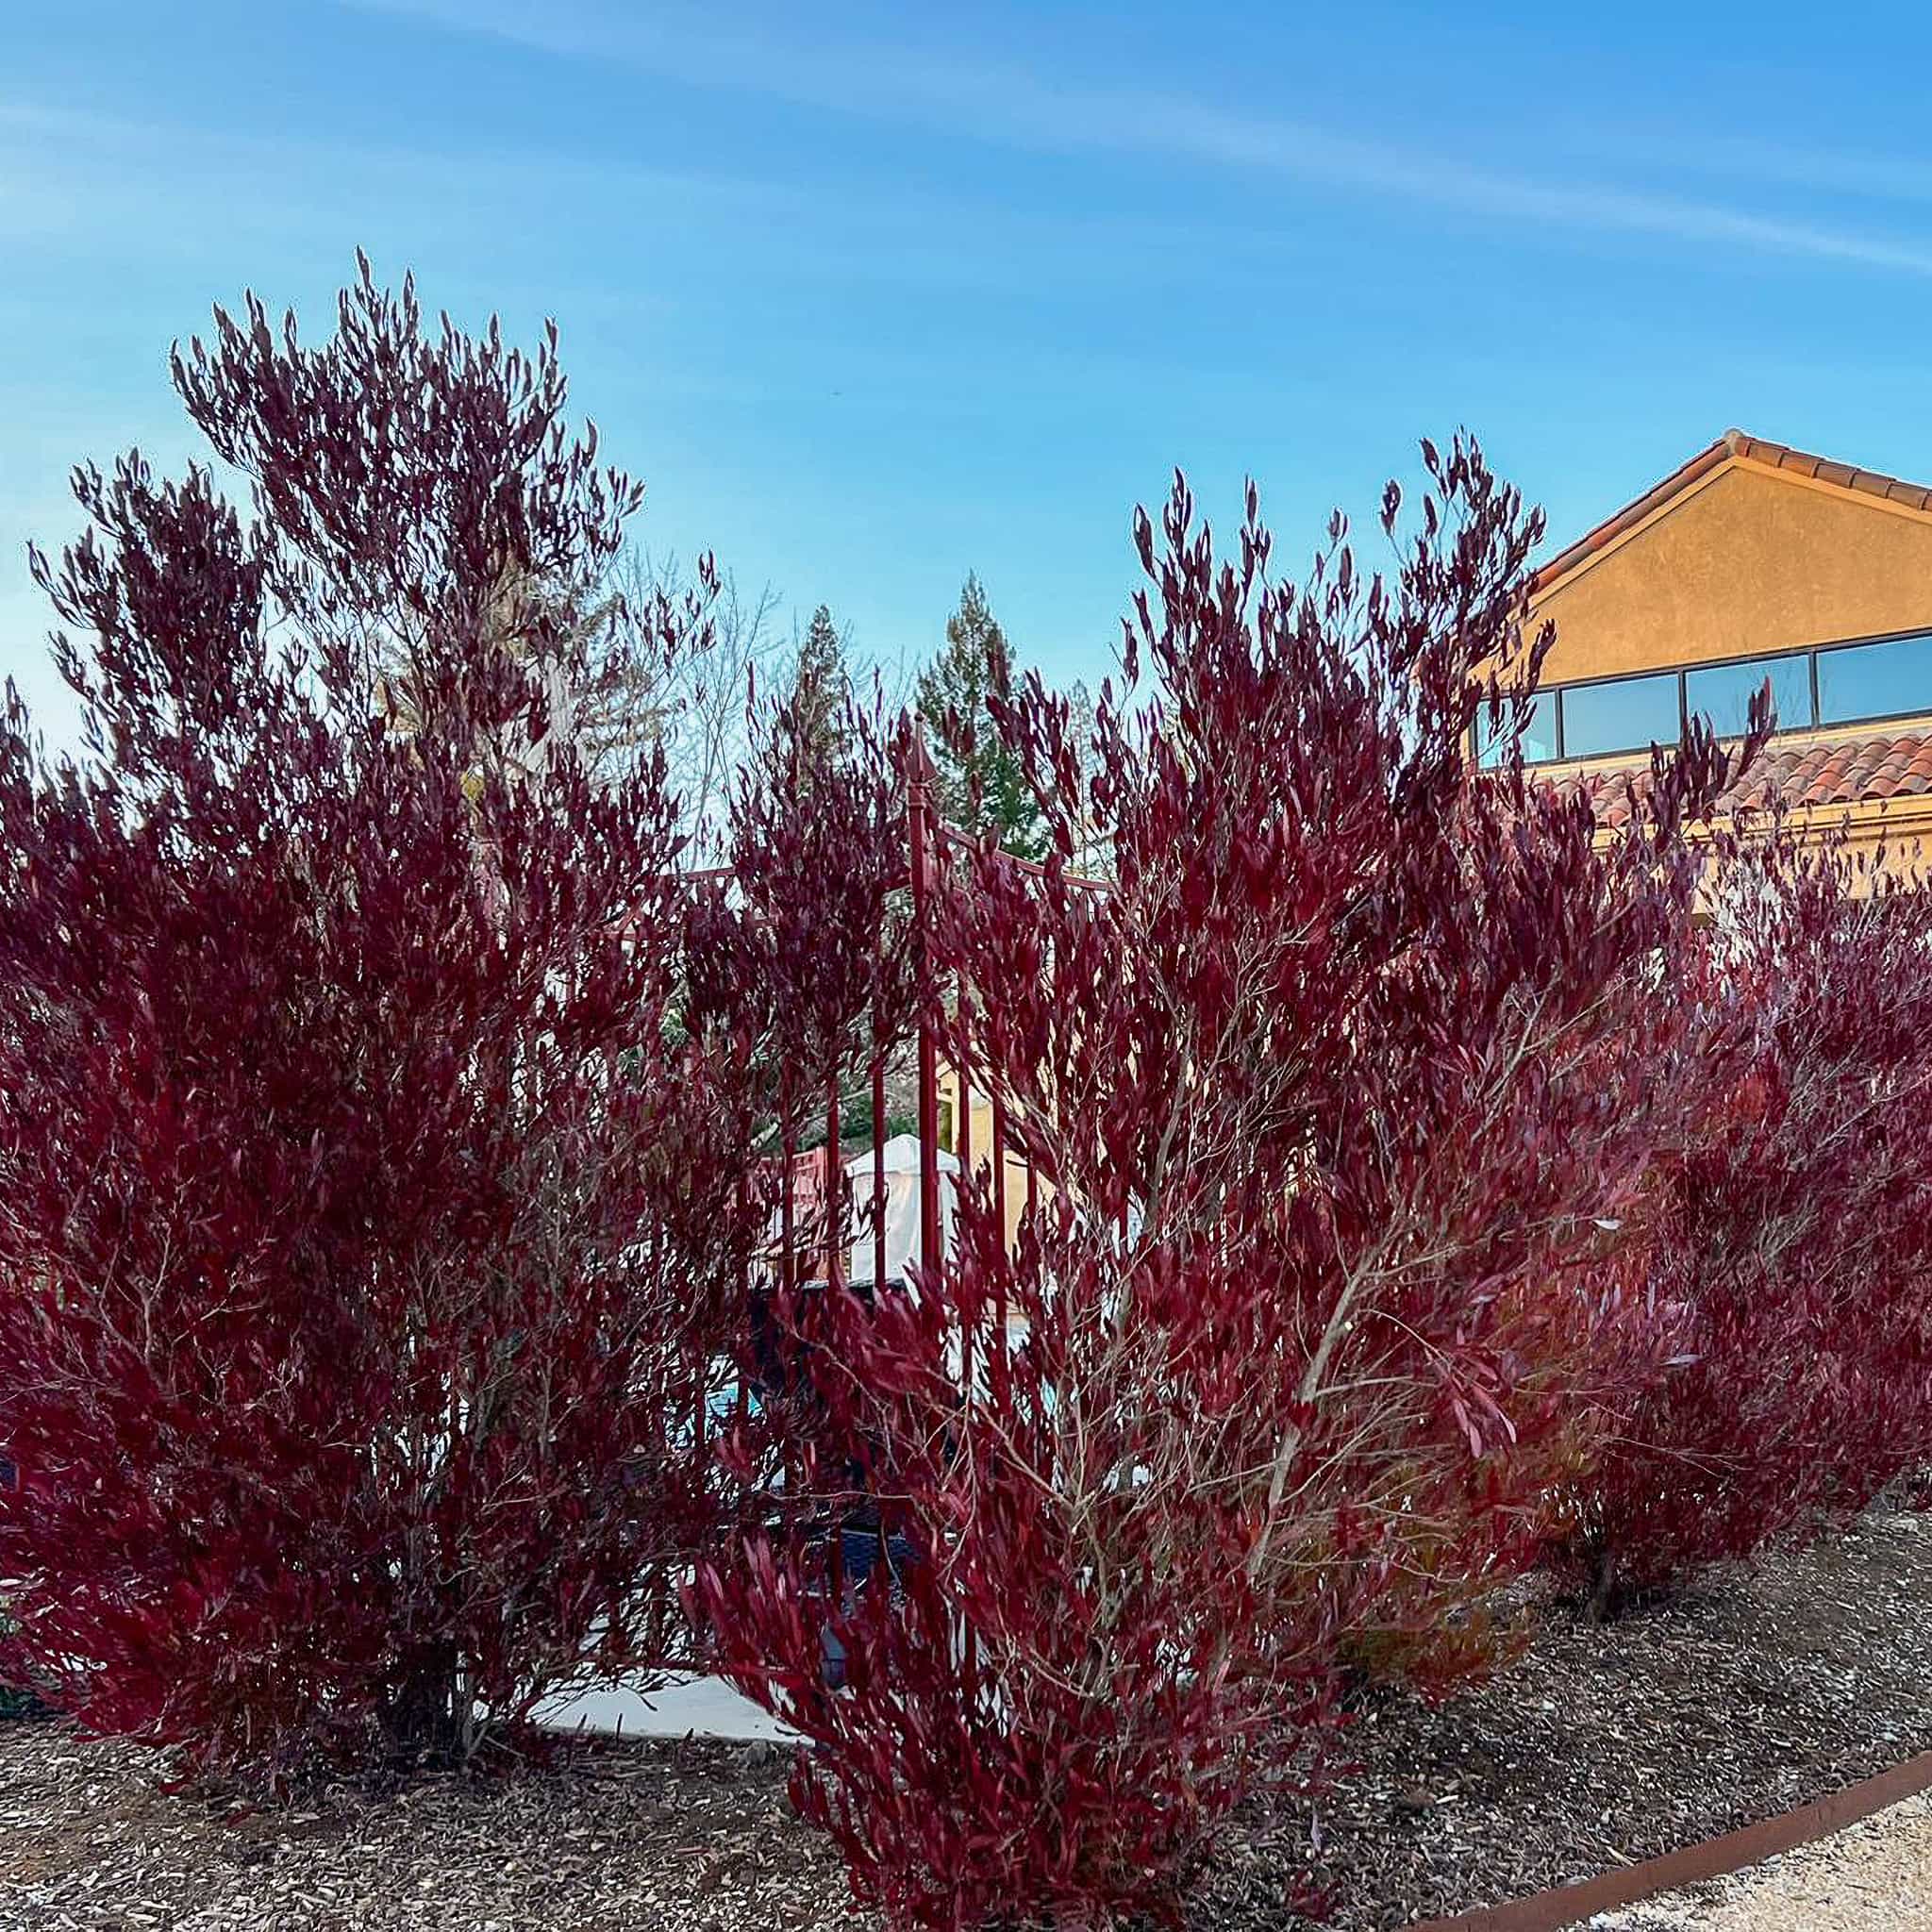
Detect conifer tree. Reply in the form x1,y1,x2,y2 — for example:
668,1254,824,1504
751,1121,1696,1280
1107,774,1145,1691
915,575,1046,860
790,602,851,771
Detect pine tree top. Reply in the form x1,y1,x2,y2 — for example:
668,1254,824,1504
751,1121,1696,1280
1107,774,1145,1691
915,575,1046,862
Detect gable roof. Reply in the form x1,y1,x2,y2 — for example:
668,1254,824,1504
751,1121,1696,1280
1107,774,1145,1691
1555,731,1932,831
1534,430,1932,596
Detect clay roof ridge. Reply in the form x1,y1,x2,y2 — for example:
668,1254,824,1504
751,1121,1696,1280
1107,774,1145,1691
1544,729,1932,819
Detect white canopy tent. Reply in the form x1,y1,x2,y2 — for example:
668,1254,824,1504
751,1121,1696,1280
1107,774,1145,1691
843,1133,959,1288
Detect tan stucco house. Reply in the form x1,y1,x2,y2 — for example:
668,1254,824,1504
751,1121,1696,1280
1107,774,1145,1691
1499,428,1932,874
944,431,1932,1165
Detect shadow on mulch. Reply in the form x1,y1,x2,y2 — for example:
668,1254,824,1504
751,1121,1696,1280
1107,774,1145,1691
1195,1509,1932,1931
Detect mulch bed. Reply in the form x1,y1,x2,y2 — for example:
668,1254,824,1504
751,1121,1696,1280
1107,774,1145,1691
1204,1507,1932,1930
3,1511,1929,1931
0,1728,840,1932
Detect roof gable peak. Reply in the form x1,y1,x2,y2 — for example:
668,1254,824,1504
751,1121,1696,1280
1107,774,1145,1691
1535,430,1932,594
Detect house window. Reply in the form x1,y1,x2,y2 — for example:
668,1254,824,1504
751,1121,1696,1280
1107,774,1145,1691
1558,672,1682,759
1489,625,1932,768
1516,691,1558,763
1816,630,1932,728
1685,653,1816,737
1476,691,1557,768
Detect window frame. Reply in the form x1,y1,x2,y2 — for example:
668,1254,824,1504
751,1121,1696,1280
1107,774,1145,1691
1812,628,1932,734
1682,645,1819,743
1553,666,1687,762
1483,624,1932,766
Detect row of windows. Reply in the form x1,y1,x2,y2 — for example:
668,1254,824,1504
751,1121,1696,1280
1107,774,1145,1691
1482,629,1932,766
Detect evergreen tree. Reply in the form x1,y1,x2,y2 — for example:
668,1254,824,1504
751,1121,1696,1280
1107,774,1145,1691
791,603,851,765
916,574,1047,860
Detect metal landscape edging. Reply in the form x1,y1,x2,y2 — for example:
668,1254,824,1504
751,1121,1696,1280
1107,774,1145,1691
1409,1749,1932,1932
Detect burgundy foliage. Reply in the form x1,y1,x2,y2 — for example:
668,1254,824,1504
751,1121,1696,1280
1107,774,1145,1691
0,267,868,1779
8,250,1926,1932
683,682,929,1498
698,446,1756,1930
1548,828,1932,1611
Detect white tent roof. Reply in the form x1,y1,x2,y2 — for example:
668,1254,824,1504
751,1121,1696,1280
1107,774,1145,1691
846,1132,959,1178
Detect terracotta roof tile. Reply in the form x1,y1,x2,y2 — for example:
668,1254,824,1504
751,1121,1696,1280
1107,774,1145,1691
1549,731,1932,829
1535,430,1932,592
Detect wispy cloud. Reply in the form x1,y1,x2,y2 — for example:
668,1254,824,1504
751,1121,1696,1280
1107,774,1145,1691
0,96,814,229
0,97,935,312
0,92,1410,308
1579,130,1932,212
343,0,1932,278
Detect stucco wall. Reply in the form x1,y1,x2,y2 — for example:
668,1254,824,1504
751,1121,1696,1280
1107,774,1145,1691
1532,461,1932,682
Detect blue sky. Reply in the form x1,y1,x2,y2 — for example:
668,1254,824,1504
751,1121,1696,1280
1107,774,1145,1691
5,0,1931,748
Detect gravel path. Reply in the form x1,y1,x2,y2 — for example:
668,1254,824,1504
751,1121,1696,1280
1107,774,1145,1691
1594,1790,1932,1930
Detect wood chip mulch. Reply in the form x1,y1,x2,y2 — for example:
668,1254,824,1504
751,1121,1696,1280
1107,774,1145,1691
1199,1508,1932,1930
0,1730,841,1932
2,1511,1929,1931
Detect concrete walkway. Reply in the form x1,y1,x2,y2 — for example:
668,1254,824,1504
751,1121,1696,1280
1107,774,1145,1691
532,1670,796,1743
1595,1790,1932,1931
